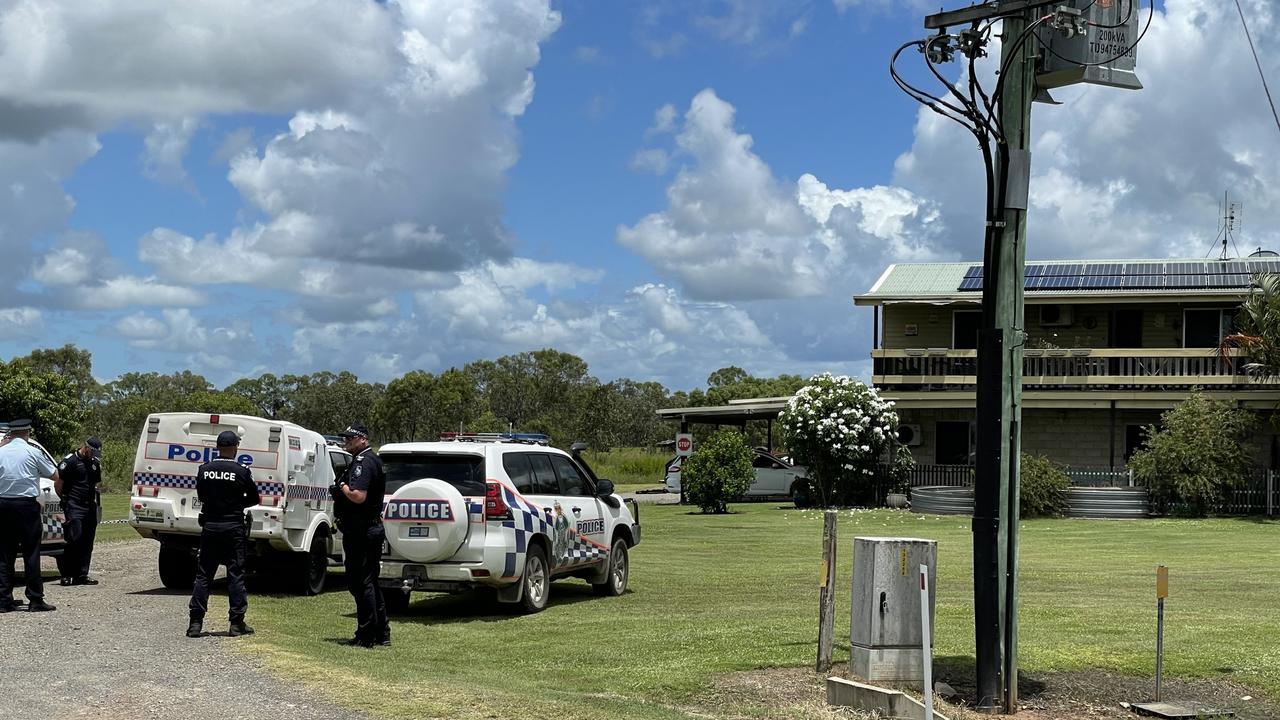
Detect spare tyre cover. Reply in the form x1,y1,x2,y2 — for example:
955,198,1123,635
383,478,469,563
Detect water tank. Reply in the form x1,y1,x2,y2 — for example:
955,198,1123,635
850,537,938,686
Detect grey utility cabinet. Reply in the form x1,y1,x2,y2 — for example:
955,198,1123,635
849,537,938,686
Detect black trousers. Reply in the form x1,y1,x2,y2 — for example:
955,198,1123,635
341,521,389,642
57,504,98,581
188,520,248,623
0,497,44,605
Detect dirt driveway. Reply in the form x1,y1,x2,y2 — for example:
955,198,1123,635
0,540,373,720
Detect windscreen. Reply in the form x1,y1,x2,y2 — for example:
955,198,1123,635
381,453,486,497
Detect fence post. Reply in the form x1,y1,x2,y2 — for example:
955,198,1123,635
1128,467,1134,488
817,510,838,673
1268,469,1274,518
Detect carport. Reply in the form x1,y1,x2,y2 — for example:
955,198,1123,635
655,396,793,449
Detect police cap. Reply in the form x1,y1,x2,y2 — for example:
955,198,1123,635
339,423,369,439
86,436,102,457
216,430,241,447
7,418,32,431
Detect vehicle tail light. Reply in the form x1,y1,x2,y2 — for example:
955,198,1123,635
485,481,510,520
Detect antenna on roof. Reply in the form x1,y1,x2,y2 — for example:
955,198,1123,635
1206,190,1244,260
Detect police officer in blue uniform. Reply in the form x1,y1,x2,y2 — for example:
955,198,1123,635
0,419,59,613
56,436,103,586
330,423,390,647
187,430,260,638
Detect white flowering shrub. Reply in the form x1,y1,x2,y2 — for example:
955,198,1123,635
779,373,908,507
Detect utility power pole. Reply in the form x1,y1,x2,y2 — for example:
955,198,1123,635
905,0,1144,713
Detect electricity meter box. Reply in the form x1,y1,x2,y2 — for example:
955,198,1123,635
850,537,938,685
1038,0,1143,91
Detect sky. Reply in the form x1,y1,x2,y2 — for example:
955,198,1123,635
0,0,1278,391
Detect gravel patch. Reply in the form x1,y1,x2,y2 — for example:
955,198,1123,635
0,541,374,720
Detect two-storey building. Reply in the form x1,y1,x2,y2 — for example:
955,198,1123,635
855,257,1280,474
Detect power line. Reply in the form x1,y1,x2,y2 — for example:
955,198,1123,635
1234,0,1280,139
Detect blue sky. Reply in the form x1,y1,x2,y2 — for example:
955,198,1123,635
0,0,1277,391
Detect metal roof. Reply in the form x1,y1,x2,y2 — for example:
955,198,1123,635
855,258,1276,306
656,398,792,424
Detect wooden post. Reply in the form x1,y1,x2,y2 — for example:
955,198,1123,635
817,509,838,673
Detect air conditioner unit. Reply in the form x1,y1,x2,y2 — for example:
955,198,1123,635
897,424,924,447
1039,304,1074,327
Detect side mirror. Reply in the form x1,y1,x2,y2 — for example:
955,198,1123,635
596,479,615,496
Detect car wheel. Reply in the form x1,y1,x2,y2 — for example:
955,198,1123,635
159,544,196,590
791,480,813,509
296,531,329,596
517,545,550,614
592,538,629,597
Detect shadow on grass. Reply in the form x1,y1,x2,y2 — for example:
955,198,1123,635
388,581,605,626
1229,515,1280,525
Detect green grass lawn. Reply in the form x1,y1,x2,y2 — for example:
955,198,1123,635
584,448,668,492
230,504,1279,719
97,493,141,543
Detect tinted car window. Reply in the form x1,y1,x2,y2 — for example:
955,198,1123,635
381,453,486,496
550,455,589,496
502,453,535,494
527,453,560,495
329,451,351,477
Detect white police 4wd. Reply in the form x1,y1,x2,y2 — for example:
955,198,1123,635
128,412,351,595
378,434,640,614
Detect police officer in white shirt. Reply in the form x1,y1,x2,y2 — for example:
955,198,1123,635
0,419,60,613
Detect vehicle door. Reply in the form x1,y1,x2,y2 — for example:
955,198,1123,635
547,453,607,570
750,451,790,497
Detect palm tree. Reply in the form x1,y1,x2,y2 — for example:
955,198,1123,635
1220,273,1280,378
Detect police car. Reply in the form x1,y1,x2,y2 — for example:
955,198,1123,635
128,412,351,595
27,438,82,558
378,432,640,614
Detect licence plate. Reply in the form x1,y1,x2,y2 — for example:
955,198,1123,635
408,526,431,538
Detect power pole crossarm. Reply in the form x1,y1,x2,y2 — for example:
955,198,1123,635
924,0,1062,30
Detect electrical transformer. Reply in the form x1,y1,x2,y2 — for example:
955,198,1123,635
1038,0,1143,90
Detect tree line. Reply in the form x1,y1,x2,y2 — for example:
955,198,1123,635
0,344,809,465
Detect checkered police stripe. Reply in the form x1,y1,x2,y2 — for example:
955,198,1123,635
498,483,550,578
134,472,195,490
256,481,285,497
42,512,64,543
287,485,331,501
133,472,284,497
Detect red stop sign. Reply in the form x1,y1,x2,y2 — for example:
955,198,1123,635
677,436,692,453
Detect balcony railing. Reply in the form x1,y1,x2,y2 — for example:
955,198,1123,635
871,348,1274,388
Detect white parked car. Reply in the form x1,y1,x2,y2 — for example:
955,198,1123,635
664,447,809,501
377,433,641,614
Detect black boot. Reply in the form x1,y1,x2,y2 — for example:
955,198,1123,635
229,621,255,637
186,620,203,638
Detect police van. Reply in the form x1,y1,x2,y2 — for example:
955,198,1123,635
128,412,351,595
377,432,641,614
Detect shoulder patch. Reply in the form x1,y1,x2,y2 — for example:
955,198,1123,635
59,462,68,470
354,465,363,477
